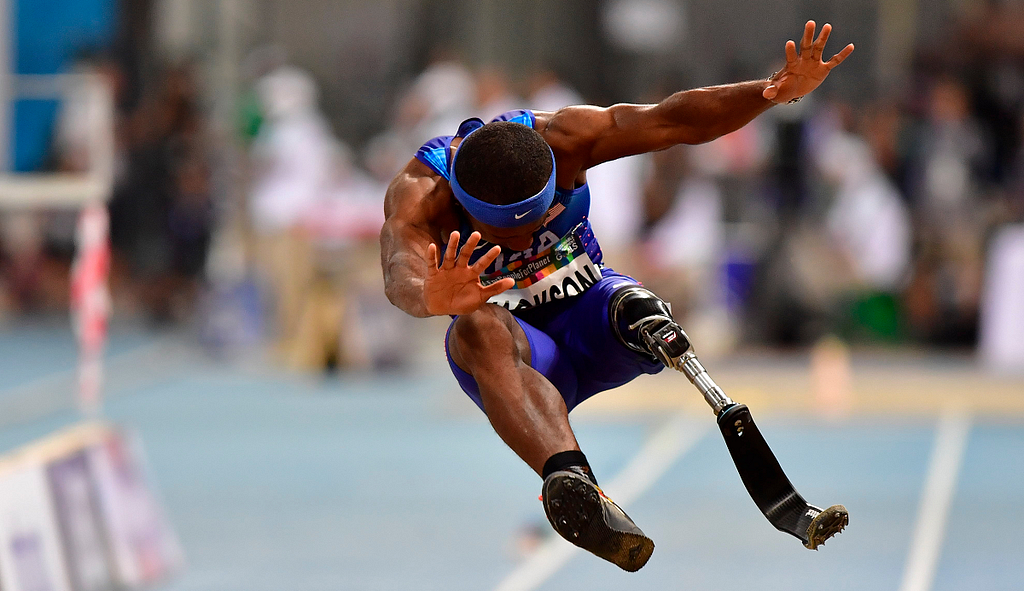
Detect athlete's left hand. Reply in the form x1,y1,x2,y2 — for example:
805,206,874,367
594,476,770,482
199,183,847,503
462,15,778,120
763,21,854,104
423,231,515,316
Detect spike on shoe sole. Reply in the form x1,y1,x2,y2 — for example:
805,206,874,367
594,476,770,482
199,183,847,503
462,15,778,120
804,504,849,549
542,471,654,571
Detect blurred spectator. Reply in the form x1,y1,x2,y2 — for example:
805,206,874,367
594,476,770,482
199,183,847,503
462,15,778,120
638,145,724,309
398,53,475,147
860,100,911,191
168,156,213,304
237,45,288,147
248,64,340,364
107,61,211,324
250,65,340,234
909,77,989,224
473,66,522,121
364,52,474,183
817,128,912,341
817,130,911,293
902,76,990,345
633,122,769,354
247,62,392,372
0,212,49,314
1007,115,1024,221
527,68,583,112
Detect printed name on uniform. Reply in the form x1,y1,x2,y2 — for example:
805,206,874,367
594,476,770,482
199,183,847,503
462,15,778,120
480,223,601,311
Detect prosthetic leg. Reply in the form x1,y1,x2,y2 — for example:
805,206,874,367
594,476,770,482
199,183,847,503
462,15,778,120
610,286,848,549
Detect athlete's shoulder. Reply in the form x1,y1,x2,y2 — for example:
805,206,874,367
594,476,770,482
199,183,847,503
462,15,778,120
414,116,495,178
414,135,454,179
384,157,458,235
490,109,536,128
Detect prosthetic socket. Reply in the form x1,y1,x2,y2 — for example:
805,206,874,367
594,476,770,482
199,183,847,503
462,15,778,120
609,286,734,414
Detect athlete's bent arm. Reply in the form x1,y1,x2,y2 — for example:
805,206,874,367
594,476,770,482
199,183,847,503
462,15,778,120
381,159,514,318
380,163,437,317
536,21,854,174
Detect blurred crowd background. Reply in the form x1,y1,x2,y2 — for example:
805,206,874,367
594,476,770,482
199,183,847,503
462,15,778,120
4,0,1024,373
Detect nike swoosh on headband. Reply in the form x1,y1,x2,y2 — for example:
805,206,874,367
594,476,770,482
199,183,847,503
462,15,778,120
514,209,534,220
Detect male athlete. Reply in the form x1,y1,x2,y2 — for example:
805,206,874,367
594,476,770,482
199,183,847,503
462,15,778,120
381,21,854,571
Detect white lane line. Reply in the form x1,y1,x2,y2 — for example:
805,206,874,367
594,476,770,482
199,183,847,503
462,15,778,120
898,406,972,591
494,412,711,591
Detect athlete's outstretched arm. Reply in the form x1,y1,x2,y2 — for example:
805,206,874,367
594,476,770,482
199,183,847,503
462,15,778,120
381,159,514,317
537,21,854,174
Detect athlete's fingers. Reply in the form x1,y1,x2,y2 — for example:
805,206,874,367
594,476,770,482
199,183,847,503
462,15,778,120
825,43,855,69
812,23,831,61
785,40,798,65
472,245,503,274
426,243,439,273
800,20,815,54
442,231,460,269
481,277,515,298
458,232,482,267
763,84,779,100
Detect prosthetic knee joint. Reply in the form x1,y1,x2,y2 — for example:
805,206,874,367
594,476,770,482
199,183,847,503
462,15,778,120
609,286,733,414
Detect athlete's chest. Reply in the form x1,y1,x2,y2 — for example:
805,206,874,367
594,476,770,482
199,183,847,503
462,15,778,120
476,221,603,311
463,189,605,312
476,227,561,271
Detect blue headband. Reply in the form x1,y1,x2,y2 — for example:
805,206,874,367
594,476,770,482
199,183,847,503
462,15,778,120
449,131,557,228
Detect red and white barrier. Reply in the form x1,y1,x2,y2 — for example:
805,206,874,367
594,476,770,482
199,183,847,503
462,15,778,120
70,204,111,415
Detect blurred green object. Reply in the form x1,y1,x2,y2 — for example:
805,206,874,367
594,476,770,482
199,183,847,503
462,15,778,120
844,292,904,343
238,91,263,142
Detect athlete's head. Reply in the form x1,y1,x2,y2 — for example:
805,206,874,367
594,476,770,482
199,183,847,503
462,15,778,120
450,121,557,250
453,121,553,206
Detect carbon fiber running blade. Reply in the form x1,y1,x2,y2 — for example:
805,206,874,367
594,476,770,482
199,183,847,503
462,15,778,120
716,404,847,547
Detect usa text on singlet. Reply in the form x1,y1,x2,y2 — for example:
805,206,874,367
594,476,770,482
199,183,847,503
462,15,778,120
479,223,601,311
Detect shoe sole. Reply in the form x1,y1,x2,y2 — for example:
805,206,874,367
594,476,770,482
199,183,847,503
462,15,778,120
804,504,849,549
543,472,654,572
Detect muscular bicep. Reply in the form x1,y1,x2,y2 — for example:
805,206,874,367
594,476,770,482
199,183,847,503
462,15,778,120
380,158,446,316
381,159,440,278
539,82,771,171
538,103,699,172
383,158,440,218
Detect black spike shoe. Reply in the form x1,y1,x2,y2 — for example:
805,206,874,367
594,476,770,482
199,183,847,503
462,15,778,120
541,470,654,571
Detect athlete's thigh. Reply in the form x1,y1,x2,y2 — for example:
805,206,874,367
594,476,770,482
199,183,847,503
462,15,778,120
550,269,664,405
445,312,578,413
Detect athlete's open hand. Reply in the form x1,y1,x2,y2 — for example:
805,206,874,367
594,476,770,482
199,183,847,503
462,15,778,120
763,21,854,105
424,231,515,316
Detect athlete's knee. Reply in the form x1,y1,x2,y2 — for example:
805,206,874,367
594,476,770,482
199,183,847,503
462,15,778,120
452,304,510,341
608,285,692,368
451,305,527,364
